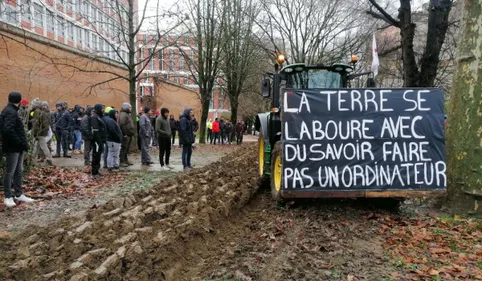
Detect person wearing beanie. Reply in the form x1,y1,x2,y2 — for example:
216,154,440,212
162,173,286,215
71,105,84,154
53,101,72,158
102,107,114,168
1,92,35,208
155,108,172,170
105,109,123,171
18,99,29,125
32,101,54,166
119,102,134,167
90,104,106,177
139,106,153,165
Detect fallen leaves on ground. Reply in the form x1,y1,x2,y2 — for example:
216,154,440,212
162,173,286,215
380,215,482,280
20,166,127,200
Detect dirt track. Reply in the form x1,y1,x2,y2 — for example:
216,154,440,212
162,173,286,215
0,143,400,281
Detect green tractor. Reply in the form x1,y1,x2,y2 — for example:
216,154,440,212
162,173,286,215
255,55,446,202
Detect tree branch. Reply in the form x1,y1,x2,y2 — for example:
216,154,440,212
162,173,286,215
367,0,400,27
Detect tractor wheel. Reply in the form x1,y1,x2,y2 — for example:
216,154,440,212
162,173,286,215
258,133,270,188
270,142,283,202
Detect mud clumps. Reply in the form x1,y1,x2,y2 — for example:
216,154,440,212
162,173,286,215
0,144,259,281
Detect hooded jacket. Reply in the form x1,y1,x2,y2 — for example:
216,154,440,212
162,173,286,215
235,122,244,133
119,108,135,137
105,110,123,143
32,107,51,138
1,102,29,153
179,108,194,145
55,103,71,131
81,106,93,140
91,104,106,143
71,105,83,131
212,120,220,133
139,112,152,137
155,108,171,139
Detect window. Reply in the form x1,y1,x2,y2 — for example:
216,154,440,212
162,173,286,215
209,92,214,109
5,4,18,24
169,49,175,70
57,16,65,37
148,49,154,70
67,0,73,11
83,1,88,17
76,26,82,45
34,3,43,27
99,39,104,53
68,22,74,41
180,54,186,72
184,74,189,84
84,29,90,48
92,34,98,50
174,77,180,84
159,51,164,70
21,0,32,22
47,10,55,33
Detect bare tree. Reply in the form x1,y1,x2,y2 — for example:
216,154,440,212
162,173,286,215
219,0,260,124
181,0,227,144
255,0,373,65
366,0,453,87
0,0,184,129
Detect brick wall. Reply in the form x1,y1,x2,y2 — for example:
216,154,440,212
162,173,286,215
138,80,201,120
0,24,129,109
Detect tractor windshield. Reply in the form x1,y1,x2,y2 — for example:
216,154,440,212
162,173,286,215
286,69,342,89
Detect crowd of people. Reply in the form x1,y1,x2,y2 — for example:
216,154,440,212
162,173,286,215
206,117,245,145
0,92,249,208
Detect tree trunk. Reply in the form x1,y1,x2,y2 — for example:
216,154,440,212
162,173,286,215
398,0,419,87
446,0,482,214
418,0,452,87
230,96,239,125
128,0,138,149
199,90,211,144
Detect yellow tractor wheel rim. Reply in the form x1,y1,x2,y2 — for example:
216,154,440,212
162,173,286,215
258,138,264,176
274,155,282,192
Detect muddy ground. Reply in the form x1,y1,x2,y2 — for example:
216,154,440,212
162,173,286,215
0,145,235,234
0,143,480,281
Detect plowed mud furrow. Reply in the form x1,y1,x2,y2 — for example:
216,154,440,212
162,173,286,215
0,144,261,281
0,143,395,281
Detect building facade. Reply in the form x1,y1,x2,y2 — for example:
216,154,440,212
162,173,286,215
0,0,131,63
137,33,230,120
0,0,131,108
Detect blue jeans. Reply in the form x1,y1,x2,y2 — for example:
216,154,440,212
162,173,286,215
182,144,192,168
73,130,83,150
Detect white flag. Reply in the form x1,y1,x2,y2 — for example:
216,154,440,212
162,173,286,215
371,33,379,77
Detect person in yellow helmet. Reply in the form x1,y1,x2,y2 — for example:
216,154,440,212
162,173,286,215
207,119,213,143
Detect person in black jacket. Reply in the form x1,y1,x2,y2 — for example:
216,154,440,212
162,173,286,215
169,114,178,145
81,106,93,166
53,102,71,158
1,92,35,208
71,105,84,154
191,116,199,142
90,104,106,177
179,108,194,169
105,109,123,171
